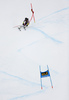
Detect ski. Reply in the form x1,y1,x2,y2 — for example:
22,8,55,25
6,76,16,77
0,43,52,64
18,27,21,31
13,25,26,31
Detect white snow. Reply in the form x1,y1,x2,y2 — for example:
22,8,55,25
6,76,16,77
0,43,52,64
0,0,69,100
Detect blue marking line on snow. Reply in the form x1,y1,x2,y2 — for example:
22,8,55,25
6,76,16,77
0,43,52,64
18,27,62,52
0,71,47,100
37,7,69,22
31,27,63,43
10,88,46,100
50,69,59,75
18,40,38,51
0,71,41,87
18,28,62,52
18,38,45,52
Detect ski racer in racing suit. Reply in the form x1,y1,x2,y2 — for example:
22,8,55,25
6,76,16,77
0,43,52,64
22,18,29,29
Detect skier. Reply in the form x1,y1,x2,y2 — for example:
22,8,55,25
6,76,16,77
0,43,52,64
18,17,29,31
14,4,35,31
22,17,29,29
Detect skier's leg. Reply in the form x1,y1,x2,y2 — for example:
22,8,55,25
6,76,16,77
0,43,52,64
23,25,26,30
18,27,21,31
18,25,23,31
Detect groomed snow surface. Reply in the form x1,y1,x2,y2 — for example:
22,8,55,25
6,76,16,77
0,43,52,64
0,0,69,100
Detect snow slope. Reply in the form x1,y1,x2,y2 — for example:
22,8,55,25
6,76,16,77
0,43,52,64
0,0,69,100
